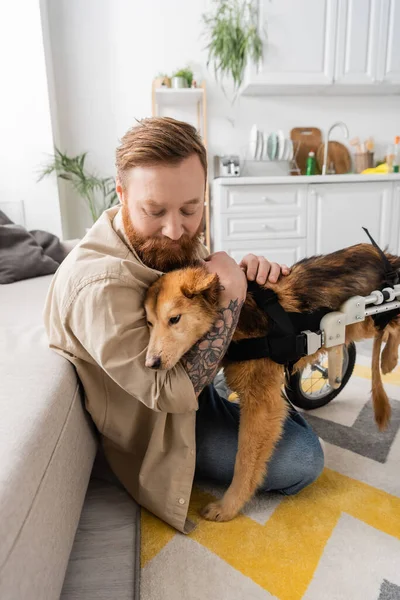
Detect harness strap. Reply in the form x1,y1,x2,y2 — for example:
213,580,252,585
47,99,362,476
246,283,294,335
226,282,329,364
226,333,308,364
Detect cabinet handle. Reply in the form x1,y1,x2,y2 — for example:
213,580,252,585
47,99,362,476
309,189,316,197
261,196,273,202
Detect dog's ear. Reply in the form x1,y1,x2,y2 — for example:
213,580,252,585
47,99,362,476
181,269,220,305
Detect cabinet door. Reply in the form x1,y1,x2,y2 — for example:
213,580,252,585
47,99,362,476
334,0,380,84
308,182,394,256
221,239,307,267
377,0,400,84
249,0,338,85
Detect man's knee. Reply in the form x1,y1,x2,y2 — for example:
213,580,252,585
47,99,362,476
284,437,325,495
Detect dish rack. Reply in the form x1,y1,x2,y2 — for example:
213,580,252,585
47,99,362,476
241,139,301,176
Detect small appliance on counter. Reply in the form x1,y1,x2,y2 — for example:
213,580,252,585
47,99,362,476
213,155,240,178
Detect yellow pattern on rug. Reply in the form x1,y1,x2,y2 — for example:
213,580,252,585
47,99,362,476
227,365,400,401
141,468,400,600
353,363,400,385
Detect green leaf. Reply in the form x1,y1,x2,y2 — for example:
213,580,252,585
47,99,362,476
38,147,119,224
201,0,264,99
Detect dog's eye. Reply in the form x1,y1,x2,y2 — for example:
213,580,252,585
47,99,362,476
169,315,181,325
147,321,153,327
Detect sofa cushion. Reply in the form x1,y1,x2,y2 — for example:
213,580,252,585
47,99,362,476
0,275,97,596
0,225,61,284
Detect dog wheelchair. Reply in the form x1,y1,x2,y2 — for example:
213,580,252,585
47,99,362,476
226,229,400,412
284,282,400,410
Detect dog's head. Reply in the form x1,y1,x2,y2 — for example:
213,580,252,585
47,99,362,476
144,266,220,370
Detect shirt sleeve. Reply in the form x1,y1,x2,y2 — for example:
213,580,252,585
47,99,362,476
65,276,198,414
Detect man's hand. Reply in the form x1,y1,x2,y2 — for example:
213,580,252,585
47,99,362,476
203,251,247,306
239,254,291,285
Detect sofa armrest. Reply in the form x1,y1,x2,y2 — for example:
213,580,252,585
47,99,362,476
61,238,80,256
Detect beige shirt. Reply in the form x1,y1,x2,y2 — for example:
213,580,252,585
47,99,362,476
43,206,208,533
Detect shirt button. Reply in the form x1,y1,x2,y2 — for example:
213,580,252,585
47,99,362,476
178,498,185,505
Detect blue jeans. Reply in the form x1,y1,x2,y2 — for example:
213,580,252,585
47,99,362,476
195,383,324,495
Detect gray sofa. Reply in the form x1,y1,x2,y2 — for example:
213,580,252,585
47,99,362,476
0,231,141,599
0,253,97,598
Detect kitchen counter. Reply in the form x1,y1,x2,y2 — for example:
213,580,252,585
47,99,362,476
213,174,400,185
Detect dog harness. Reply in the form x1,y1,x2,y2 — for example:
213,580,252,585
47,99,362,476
225,284,331,368
225,228,400,368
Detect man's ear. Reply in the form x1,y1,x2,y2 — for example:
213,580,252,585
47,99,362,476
116,178,125,204
181,269,220,305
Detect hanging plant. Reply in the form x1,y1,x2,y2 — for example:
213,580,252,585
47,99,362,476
202,0,263,100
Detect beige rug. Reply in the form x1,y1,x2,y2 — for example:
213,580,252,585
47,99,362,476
141,345,400,600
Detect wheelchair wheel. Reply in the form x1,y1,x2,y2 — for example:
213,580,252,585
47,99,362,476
284,342,356,410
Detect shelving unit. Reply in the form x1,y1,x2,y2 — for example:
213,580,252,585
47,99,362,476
151,80,210,250
153,87,204,107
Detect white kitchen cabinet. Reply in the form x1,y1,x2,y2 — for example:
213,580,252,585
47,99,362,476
212,183,308,265
377,0,400,84
212,176,400,268
220,213,305,241
245,0,337,87
334,0,381,84
241,0,400,94
307,182,395,255
216,183,307,214
221,239,308,266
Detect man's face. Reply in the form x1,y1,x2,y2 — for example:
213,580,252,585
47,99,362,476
116,154,205,271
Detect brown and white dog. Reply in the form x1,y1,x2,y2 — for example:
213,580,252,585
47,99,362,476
144,243,400,522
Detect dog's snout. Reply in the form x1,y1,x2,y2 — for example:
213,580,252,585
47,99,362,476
146,356,162,369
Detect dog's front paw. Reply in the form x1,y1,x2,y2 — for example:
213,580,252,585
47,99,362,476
200,501,237,522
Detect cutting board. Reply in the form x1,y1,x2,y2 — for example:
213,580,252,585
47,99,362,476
290,127,322,175
316,141,352,174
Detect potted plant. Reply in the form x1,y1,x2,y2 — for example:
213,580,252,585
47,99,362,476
202,0,263,100
154,72,171,88
38,148,119,224
171,67,193,88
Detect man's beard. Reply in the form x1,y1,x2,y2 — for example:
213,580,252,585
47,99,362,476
122,204,203,272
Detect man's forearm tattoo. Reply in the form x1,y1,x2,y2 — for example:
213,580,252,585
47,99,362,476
181,297,244,395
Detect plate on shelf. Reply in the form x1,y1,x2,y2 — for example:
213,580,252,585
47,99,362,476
267,132,278,160
249,124,258,159
257,130,264,160
277,130,285,160
263,132,269,160
285,139,294,161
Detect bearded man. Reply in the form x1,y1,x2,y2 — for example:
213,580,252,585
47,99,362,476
44,117,323,533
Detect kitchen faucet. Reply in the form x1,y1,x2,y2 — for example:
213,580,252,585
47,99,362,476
322,121,349,175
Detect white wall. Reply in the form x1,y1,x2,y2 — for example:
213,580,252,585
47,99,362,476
0,1,62,237
46,0,400,238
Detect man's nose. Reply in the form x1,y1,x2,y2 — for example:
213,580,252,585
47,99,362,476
162,219,183,240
